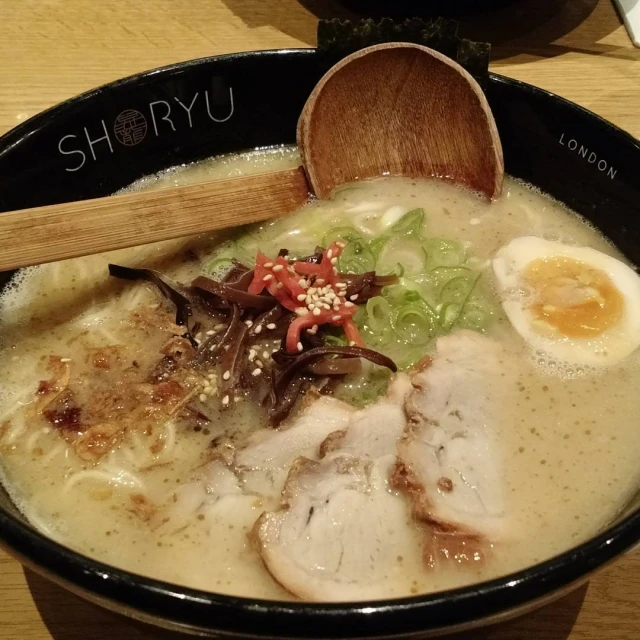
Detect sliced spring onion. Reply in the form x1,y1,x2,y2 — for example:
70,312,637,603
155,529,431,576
423,238,465,268
430,266,472,287
324,334,349,347
390,208,425,236
339,238,376,273
365,296,393,334
440,276,477,305
376,237,426,277
394,304,436,346
456,298,494,331
439,302,462,331
322,226,362,248
368,235,389,260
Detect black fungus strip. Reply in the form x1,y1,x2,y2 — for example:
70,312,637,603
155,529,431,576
269,375,314,426
340,272,399,301
268,345,396,425
219,320,249,405
199,303,242,361
192,275,276,311
108,264,195,343
249,306,290,341
306,357,362,376
221,260,251,284
224,269,254,292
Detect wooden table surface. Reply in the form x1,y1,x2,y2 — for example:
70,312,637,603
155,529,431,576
1,0,640,638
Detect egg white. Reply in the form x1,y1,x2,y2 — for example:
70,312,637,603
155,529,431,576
492,236,640,367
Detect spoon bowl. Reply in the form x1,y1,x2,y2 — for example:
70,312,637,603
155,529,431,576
299,43,504,200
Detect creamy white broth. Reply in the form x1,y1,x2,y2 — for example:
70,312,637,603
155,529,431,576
1,146,639,599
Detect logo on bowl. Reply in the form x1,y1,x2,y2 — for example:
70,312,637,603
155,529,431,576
559,133,617,180
57,81,234,173
113,109,148,147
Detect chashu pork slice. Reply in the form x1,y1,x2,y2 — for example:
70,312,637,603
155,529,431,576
236,392,356,499
393,330,510,566
253,374,422,601
158,393,355,532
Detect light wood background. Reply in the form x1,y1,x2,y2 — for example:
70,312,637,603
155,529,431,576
1,0,640,638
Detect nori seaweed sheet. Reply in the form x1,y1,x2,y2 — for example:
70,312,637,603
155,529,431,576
317,17,490,90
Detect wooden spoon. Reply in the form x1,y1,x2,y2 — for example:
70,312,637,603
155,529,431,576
0,43,503,273
298,43,503,200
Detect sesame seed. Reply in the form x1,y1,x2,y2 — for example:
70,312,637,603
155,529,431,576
60,357,72,363
255,359,263,368
295,307,309,316
336,282,347,289
349,341,356,346
306,328,317,335
332,315,341,321
263,274,273,282
262,351,270,360
207,373,216,380
297,342,303,352
214,323,226,330
312,324,318,331
199,393,207,403
337,291,347,297
272,264,284,272
206,329,216,336
251,368,262,377
264,262,273,268
298,278,308,288
326,291,336,300
222,370,230,381
195,339,202,345
350,294,359,301
322,303,331,310
344,301,354,308
266,323,276,330
297,294,307,302
316,279,325,285
276,282,284,289
244,320,254,328
222,395,230,406
336,241,346,248
234,397,242,403
330,257,338,265
272,348,278,353
313,308,321,316
254,325,262,334
327,249,333,259
248,349,257,361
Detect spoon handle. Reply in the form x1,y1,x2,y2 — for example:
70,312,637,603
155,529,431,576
0,167,309,272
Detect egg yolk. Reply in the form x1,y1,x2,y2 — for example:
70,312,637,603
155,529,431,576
524,256,624,338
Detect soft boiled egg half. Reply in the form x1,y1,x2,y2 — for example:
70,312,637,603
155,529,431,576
492,236,640,368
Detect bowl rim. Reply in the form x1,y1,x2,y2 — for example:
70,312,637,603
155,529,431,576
1,47,640,637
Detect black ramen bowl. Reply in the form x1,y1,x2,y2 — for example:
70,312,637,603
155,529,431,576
1,48,640,638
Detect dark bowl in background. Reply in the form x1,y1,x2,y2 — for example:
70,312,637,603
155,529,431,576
1,48,640,638
332,0,520,18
